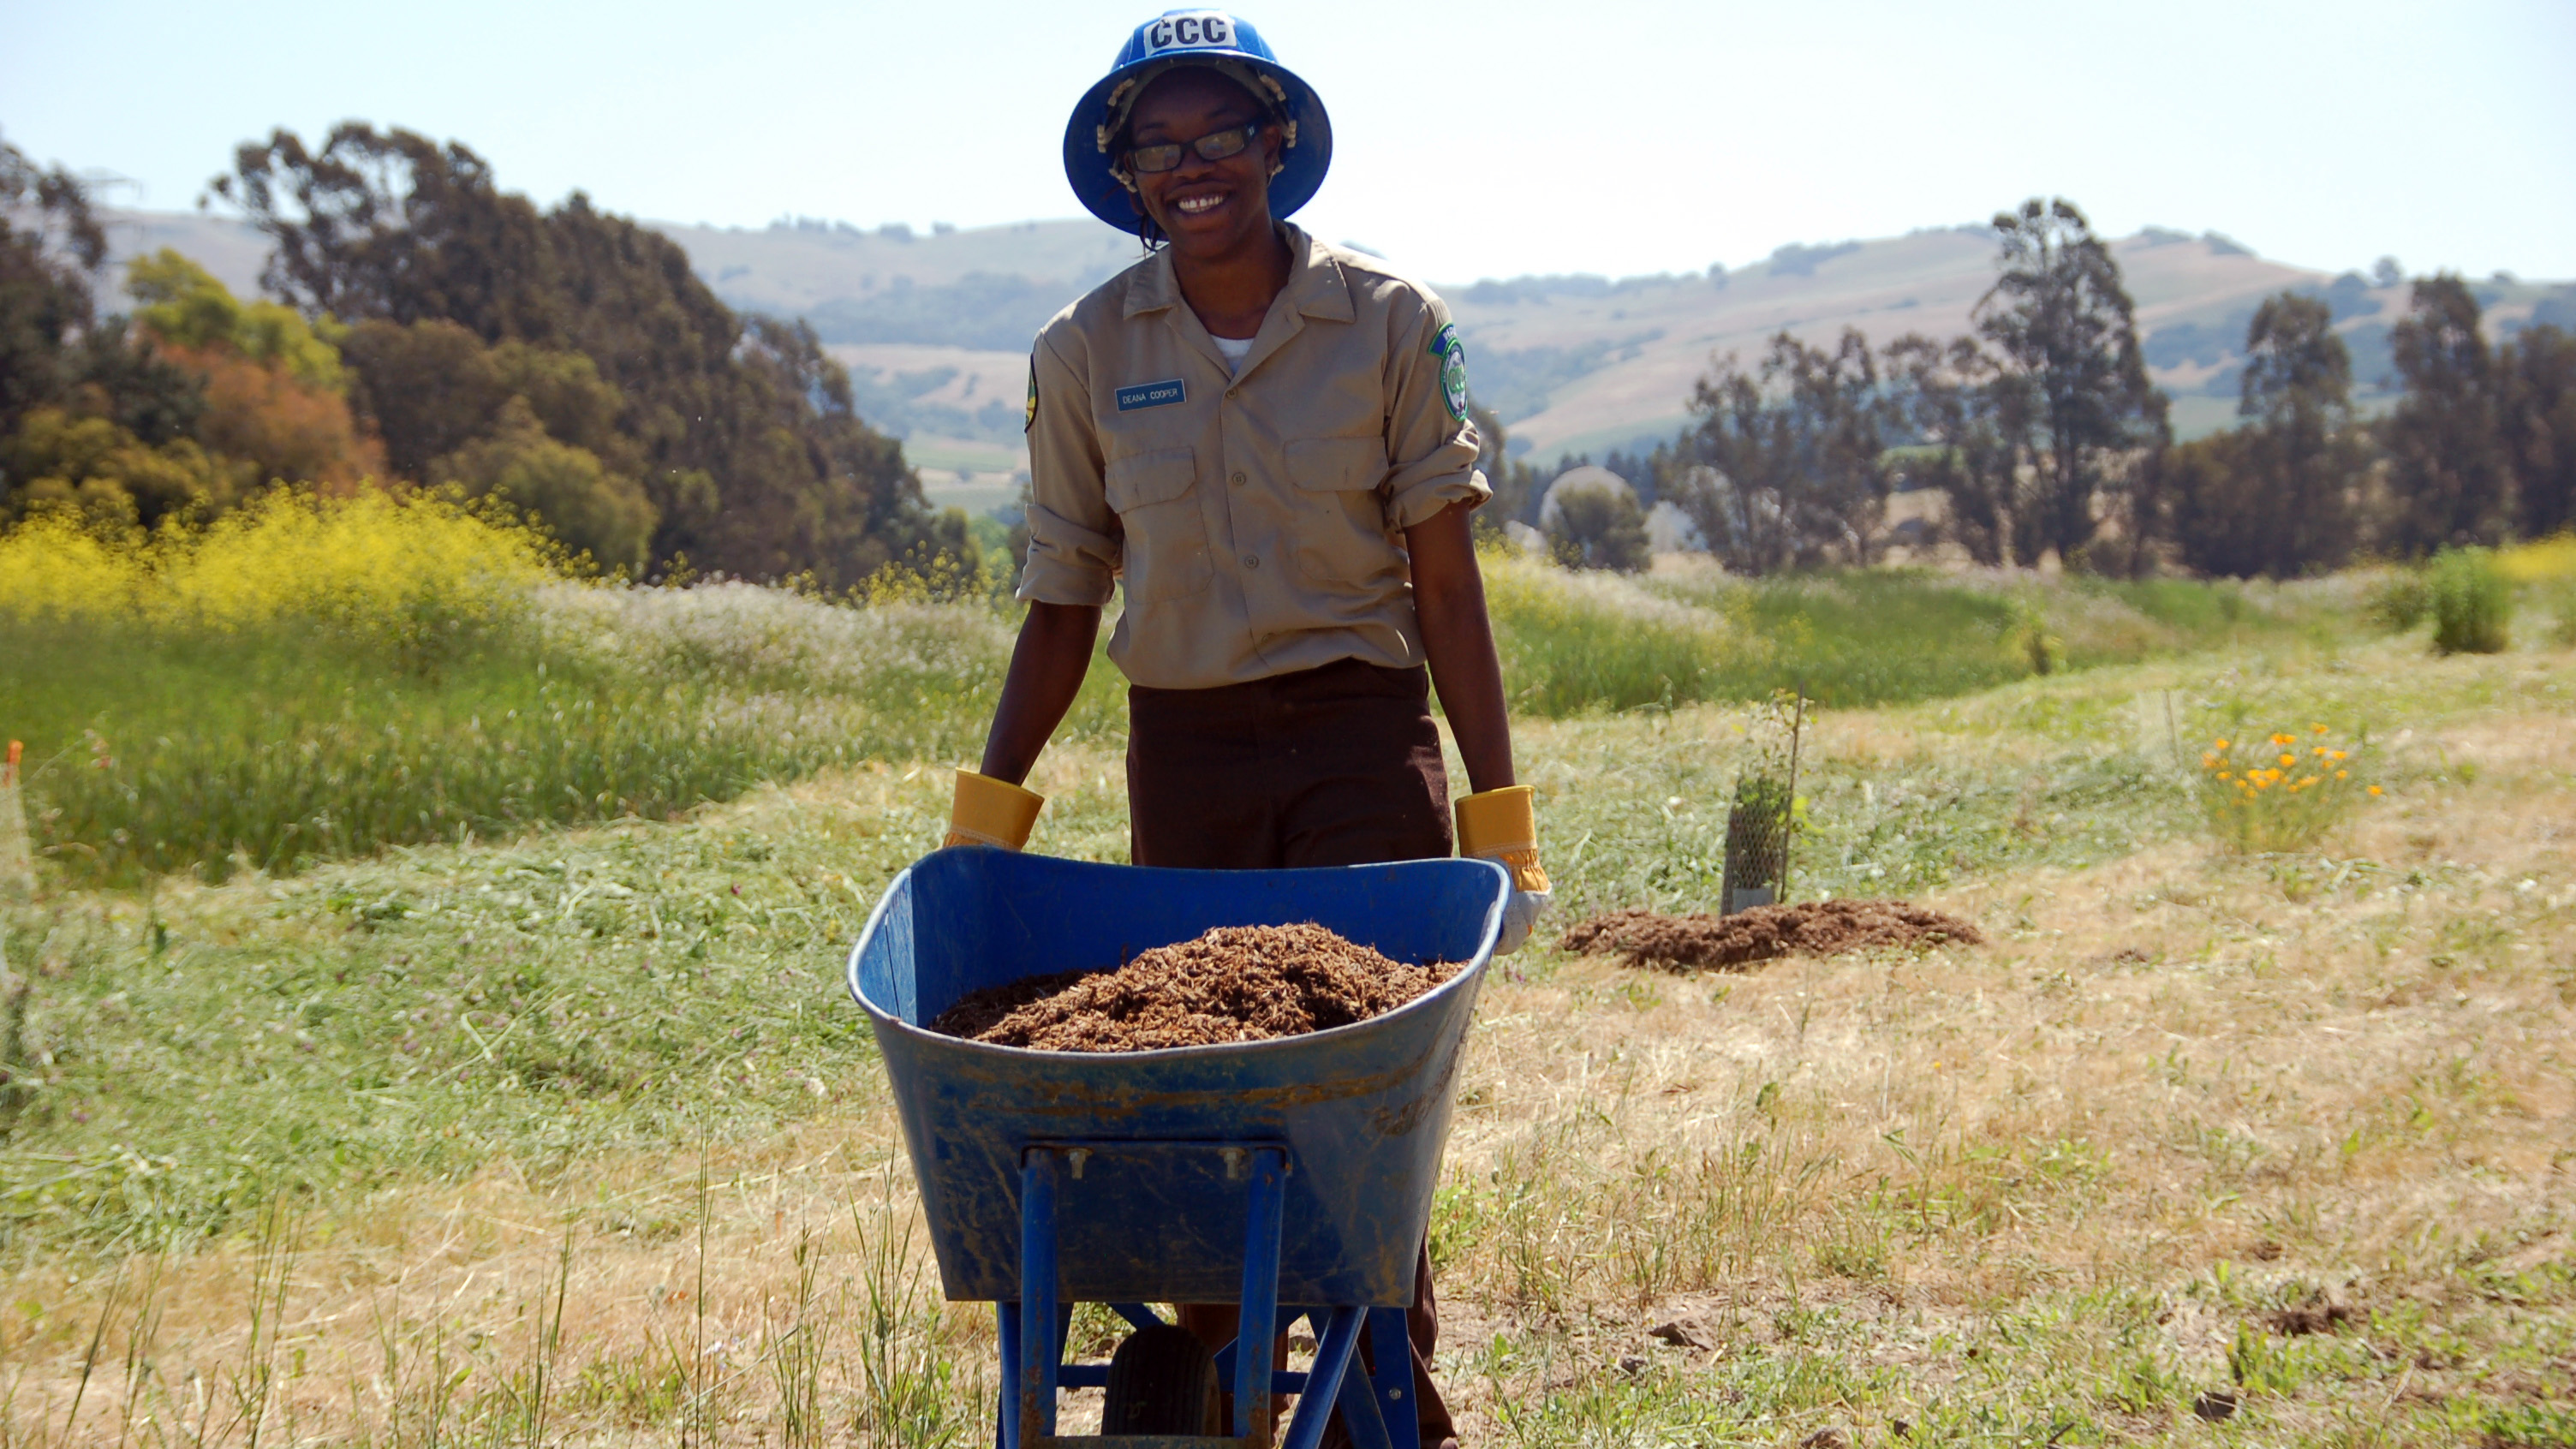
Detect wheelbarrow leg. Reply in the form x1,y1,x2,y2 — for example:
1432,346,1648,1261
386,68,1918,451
1277,1306,1363,1449
1018,1152,1061,1443
993,1301,1020,1449
1233,1147,1288,1444
1362,1306,1422,1449
1329,1351,1397,1449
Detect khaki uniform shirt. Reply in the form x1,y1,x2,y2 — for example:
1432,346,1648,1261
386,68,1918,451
1017,224,1490,689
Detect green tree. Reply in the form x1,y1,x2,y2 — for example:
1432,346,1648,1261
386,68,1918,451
216,126,558,342
1770,328,1892,562
68,316,207,449
1544,481,1650,572
491,340,639,476
216,124,949,586
339,320,641,486
118,252,385,493
1668,369,1796,575
1665,329,1893,574
2169,291,2365,576
126,249,348,391
1467,398,1545,529
2381,274,2509,553
2499,323,2576,539
1881,333,2029,568
338,319,511,479
2162,429,2269,578
2240,291,2364,571
430,397,657,570
3,140,215,521
1975,199,2168,570
2,134,108,438
0,405,242,526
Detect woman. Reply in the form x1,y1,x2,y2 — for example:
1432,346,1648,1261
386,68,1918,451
944,12,1551,1444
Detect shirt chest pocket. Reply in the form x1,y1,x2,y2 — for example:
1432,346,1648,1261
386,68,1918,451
1285,436,1399,586
1104,445,1213,603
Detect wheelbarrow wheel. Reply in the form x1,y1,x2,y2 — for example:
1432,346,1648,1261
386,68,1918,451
1101,1322,1223,1434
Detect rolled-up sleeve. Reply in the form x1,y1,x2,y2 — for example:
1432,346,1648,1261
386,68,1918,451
1017,334,1119,606
1380,296,1492,529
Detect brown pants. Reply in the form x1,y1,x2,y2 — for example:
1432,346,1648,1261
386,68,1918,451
1130,657,1458,1448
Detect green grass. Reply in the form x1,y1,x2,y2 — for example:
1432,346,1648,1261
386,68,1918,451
8,557,2316,889
0,809,880,1250
2430,546,2515,654
3,583,1127,887
9,621,2560,1258
1486,559,2332,717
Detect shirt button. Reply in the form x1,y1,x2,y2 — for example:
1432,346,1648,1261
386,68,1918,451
1243,554,1261,569
1230,471,1247,486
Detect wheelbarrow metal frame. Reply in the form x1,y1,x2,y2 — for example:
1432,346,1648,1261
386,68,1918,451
1002,1142,1415,1449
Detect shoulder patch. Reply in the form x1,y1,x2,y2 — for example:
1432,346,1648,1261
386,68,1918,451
1428,322,1469,421
1025,359,1039,432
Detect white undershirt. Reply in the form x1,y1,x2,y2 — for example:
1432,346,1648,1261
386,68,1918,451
1211,334,1255,373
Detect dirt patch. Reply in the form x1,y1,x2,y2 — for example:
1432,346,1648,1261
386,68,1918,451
2265,1300,2358,1337
929,923,1457,1052
1558,899,1983,970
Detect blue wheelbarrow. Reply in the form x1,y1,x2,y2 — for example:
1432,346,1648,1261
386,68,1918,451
845,848,1507,1449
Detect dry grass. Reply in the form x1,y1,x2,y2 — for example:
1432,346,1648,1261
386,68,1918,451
1434,707,2573,1442
1,649,2570,1445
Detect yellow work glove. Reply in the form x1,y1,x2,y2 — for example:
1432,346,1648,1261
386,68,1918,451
1455,785,1553,956
944,769,1044,851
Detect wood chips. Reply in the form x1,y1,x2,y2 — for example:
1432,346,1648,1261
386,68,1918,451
928,923,1458,1052
1559,899,1982,970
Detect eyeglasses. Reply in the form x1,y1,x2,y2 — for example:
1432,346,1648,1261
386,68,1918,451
1124,121,1265,175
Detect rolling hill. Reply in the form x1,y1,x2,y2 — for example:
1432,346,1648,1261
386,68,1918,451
98,208,2575,499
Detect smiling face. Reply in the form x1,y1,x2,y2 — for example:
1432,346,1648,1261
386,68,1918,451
1124,67,1283,257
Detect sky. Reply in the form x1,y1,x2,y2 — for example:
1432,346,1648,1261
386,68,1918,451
4,0,2573,285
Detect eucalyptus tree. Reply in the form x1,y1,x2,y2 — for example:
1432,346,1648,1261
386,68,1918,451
2168,291,2365,575
1974,199,2168,571
2381,274,2509,552
1667,328,1892,574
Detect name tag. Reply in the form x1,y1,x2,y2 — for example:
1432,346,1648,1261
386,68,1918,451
1115,379,1187,412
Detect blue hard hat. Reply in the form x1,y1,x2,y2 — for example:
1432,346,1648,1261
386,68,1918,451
1062,10,1333,238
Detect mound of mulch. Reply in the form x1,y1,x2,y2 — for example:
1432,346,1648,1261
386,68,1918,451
1559,899,1983,970
929,923,1457,1052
